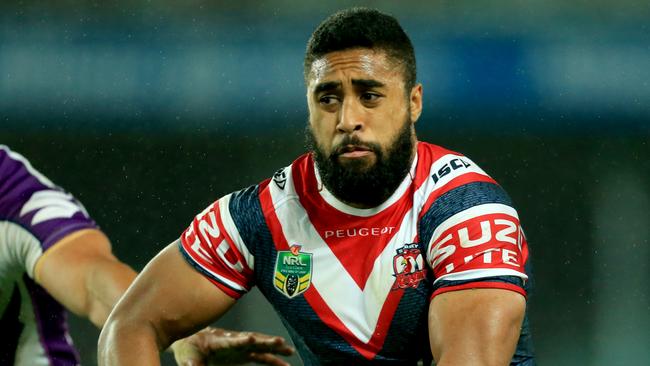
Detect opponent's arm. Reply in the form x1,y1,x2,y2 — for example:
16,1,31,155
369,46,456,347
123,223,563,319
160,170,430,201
428,288,526,366
34,228,136,327
98,240,237,366
37,230,293,365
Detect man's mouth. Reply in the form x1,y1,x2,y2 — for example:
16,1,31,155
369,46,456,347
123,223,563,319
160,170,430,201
337,144,374,158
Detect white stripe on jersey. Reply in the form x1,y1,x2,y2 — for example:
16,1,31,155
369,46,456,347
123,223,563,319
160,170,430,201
433,267,528,284
218,195,254,271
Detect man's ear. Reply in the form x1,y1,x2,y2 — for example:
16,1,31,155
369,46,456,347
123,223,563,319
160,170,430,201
409,84,423,123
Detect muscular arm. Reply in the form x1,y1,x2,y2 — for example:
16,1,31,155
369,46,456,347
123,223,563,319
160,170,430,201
35,228,136,328
98,240,236,366
428,288,526,366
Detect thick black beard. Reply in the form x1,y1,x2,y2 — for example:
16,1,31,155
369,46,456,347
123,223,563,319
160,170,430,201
306,119,415,208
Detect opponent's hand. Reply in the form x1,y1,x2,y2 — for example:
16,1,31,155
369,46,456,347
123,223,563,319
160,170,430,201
172,327,295,366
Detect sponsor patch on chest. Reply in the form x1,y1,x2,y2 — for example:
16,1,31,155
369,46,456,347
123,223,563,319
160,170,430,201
274,245,312,298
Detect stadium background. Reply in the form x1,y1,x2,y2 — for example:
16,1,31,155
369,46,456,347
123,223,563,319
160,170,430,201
1,1,648,365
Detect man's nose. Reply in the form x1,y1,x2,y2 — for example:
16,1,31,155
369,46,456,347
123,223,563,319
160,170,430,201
336,98,364,133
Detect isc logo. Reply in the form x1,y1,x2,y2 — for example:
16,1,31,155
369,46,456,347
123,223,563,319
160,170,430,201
431,158,471,184
428,216,523,274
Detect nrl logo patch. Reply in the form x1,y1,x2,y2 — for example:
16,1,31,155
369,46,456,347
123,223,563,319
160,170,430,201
391,243,426,290
274,245,312,298
272,169,287,190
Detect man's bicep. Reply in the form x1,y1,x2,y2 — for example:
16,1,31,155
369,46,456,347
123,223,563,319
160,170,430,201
34,229,136,326
111,240,237,347
428,288,525,366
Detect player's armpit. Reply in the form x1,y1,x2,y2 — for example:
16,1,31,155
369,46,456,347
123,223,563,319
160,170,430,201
99,240,236,366
34,228,136,327
428,288,525,366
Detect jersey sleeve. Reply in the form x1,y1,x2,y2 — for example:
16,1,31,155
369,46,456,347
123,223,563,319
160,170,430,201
419,159,530,299
0,145,98,279
178,192,255,299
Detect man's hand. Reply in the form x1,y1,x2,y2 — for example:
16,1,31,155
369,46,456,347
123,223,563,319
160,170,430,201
172,327,295,366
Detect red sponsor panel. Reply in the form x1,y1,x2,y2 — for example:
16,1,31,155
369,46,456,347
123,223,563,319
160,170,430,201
427,213,527,279
180,200,253,295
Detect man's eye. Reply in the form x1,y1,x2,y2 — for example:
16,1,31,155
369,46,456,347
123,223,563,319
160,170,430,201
319,96,339,105
361,93,380,102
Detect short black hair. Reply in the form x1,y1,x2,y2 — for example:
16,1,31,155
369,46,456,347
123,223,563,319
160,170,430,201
304,7,417,91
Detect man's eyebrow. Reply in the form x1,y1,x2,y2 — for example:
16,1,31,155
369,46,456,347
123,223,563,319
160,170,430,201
352,79,385,88
313,81,341,94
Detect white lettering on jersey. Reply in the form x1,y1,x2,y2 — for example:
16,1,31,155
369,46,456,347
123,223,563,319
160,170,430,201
458,220,492,248
494,219,518,245
323,226,395,239
428,154,489,189
198,211,220,246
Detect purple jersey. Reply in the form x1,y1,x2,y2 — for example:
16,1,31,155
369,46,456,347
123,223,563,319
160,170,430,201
0,145,97,366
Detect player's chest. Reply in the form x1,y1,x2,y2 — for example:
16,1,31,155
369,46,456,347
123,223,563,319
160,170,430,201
270,209,427,300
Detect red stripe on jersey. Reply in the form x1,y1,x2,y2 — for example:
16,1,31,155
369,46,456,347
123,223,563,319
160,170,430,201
431,281,526,299
259,182,408,360
291,154,414,289
418,172,497,221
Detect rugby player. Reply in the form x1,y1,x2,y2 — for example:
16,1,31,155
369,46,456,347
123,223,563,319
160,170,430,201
99,8,535,365
0,145,294,366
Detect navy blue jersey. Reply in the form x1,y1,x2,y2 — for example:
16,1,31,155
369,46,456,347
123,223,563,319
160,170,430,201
180,142,535,365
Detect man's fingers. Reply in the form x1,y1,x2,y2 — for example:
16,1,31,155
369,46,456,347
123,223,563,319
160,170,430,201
202,332,294,355
241,336,295,355
249,352,292,366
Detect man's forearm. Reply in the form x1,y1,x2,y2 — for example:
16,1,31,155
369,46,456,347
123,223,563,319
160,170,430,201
98,318,164,366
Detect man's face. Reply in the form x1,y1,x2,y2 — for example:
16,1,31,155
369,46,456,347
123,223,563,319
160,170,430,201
306,48,423,207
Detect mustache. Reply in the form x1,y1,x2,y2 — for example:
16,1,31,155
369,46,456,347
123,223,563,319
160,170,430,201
331,136,382,157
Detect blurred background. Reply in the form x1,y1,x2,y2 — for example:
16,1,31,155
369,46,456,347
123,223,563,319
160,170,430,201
1,1,648,365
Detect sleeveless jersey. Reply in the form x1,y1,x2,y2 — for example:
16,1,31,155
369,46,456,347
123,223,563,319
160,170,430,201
0,145,96,366
179,141,535,365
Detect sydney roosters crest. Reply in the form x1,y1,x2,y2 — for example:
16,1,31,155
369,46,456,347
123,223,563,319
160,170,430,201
392,243,426,290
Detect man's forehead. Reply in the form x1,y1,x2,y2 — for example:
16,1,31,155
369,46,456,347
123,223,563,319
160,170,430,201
308,48,398,86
